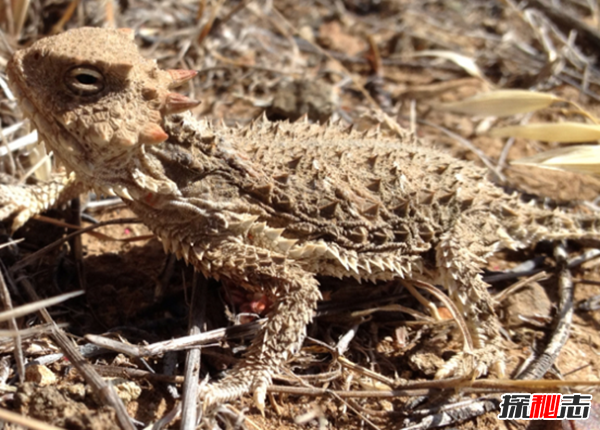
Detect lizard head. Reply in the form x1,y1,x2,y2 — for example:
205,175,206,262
7,27,199,183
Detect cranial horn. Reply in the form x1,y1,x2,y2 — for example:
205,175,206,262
139,123,168,144
163,92,201,114
167,69,198,88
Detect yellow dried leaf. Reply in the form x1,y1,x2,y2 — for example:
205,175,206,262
490,122,600,143
411,50,483,78
437,90,559,117
512,145,600,175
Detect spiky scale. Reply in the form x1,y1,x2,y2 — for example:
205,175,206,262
312,242,328,257
501,205,519,217
251,222,267,236
358,260,371,274
264,227,285,242
103,187,116,197
348,226,369,243
325,246,341,261
433,163,450,174
419,191,435,205
287,156,303,170
362,204,380,218
274,196,294,211
319,201,338,218
392,200,409,217
180,243,191,262
277,238,298,253
419,226,436,242
249,183,274,202
233,215,259,235
373,230,390,244
370,257,385,271
142,86,159,100
272,255,286,265
367,154,378,168
273,173,290,184
438,190,455,204
161,237,171,254
367,179,382,192
394,228,410,242
337,255,350,271
113,186,133,200
347,257,360,274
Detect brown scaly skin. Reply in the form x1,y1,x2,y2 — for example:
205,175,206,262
4,27,600,411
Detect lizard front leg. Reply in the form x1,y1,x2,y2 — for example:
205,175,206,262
434,218,506,379
0,171,86,231
197,240,321,413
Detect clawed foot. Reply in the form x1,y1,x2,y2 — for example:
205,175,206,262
434,345,506,380
0,173,83,231
200,364,274,415
0,184,33,231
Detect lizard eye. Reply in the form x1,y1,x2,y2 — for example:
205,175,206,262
65,67,105,96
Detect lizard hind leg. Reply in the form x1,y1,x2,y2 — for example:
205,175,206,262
198,241,321,414
434,222,506,380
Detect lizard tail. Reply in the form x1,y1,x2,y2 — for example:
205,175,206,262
495,200,600,249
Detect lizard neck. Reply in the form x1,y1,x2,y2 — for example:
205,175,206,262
55,135,180,202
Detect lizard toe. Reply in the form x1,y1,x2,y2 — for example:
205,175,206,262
434,346,506,380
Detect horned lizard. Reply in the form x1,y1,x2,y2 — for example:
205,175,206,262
3,27,600,411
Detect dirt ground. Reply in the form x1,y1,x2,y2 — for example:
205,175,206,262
2,0,600,429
